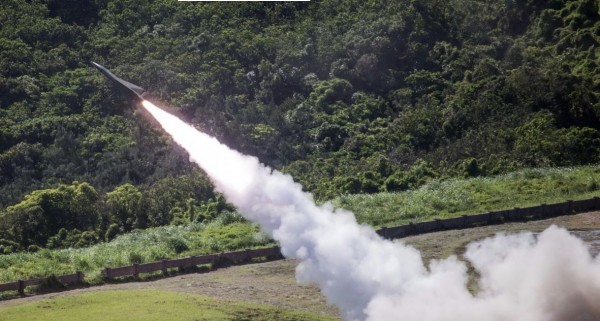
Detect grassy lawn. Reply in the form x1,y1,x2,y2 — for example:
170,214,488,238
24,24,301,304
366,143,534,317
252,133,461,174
0,290,335,321
332,166,600,227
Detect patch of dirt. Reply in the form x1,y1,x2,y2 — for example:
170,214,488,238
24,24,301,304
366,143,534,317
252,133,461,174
1,211,599,318
0,260,340,318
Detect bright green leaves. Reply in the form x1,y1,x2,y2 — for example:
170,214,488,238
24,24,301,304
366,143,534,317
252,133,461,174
515,112,600,166
0,182,99,249
80,116,135,159
105,183,143,232
309,78,353,112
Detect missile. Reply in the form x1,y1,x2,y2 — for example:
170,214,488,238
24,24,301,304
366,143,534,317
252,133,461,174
91,61,187,120
92,61,146,100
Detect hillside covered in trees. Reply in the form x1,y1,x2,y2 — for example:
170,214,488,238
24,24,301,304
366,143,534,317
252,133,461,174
0,0,599,252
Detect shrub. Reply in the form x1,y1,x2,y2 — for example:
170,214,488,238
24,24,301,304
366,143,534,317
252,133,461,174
167,237,189,254
104,224,122,242
0,239,21,254
128,252,143,264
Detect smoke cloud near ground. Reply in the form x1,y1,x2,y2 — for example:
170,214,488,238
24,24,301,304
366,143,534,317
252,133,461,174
142,100,600,321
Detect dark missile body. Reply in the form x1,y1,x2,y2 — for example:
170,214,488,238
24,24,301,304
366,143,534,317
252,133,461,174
92,61,189,121
92,62,145,100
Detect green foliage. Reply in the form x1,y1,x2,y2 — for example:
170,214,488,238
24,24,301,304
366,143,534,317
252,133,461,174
0,171,220,252
0,182,99,247
195,222,267,252
333,165,600,227
1,166,597,287
46,228,100,249
104,224,122,242
0,239,22,255
515,112,600,166
105,183,144,231
0,0,599,262
143,172,215,226
0,212,273,284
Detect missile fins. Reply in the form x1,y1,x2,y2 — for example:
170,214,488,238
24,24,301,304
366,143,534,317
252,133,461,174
92,61,145,100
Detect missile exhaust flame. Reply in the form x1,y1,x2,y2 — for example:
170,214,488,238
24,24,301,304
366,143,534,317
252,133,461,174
140,99,600,321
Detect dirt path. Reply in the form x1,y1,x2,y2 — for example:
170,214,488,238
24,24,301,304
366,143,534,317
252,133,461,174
1,211,599,318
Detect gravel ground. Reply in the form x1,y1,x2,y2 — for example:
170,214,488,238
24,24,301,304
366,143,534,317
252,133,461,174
1,211,599,319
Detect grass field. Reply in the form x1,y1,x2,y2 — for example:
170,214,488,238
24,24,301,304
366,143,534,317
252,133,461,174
333,166,600,227
0,215,273,286
0,289,335,321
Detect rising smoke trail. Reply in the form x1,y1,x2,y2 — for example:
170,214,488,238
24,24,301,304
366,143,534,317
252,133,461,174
141,100,600,321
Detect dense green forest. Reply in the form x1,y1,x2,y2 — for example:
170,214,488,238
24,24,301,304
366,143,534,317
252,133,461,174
0,0,599,252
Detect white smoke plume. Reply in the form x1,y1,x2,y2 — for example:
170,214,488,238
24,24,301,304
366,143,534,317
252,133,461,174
142,100,600,321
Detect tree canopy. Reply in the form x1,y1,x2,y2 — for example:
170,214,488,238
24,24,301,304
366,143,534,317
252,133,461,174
0,0,598,251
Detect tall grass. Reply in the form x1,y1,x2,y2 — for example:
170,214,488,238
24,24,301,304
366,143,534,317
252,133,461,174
0,212,272,286
332,166,600,227
1,166,599,289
